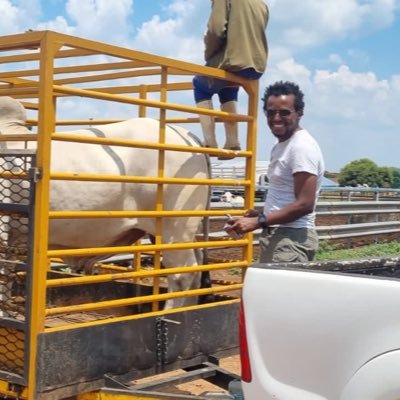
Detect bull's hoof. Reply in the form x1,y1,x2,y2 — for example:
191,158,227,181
217,146,241,160
199,294,217,304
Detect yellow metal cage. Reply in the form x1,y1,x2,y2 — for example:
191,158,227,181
0,30,259,399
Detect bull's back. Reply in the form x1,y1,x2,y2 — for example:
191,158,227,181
50,117,206,176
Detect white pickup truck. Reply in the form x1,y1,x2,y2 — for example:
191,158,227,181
240,256,400,400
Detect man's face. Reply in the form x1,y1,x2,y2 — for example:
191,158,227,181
264,94,301,142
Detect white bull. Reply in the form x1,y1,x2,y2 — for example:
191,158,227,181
0,96,210,309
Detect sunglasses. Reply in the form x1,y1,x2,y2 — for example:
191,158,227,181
264,109,295,118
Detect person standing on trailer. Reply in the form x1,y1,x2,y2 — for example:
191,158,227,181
193,0,269,158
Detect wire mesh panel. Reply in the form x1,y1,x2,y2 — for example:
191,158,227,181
0,327,25,376
0,150,36,383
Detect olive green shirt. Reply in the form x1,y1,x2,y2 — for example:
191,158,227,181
204,0,269,73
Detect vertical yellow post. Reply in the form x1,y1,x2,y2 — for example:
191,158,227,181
133,85,148,276
152,67,168,311
133,240,142,279
243,80,260,278
136,86,147,280
27,32,61,399
138,85,148,117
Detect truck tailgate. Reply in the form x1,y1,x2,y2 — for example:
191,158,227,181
242,264,400,400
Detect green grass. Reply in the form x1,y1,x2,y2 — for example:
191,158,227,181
316,240,400,260
227,240,400,275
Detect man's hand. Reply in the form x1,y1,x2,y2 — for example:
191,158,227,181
224,214,259,237
244,209,260,218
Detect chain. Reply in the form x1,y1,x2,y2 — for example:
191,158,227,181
155,317,180,368
155,317,169,366
155,317,163,367
162,319,168,365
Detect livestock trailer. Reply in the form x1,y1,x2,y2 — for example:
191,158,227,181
0,31,260,399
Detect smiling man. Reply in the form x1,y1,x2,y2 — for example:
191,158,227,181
226,81,325,262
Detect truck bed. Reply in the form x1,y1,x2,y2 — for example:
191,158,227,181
242,255,400,400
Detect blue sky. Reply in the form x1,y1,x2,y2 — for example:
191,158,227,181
1,0,400,172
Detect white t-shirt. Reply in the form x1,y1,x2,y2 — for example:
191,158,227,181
263,129,325,228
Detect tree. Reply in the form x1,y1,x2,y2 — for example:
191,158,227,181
377,167,393,188
338,159,394,188
388,167,400,188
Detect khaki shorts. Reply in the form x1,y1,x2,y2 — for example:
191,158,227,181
259,227,319,263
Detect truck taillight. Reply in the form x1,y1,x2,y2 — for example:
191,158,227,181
240,300,252,382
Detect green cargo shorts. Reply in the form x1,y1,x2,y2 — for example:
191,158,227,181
259,227,319,263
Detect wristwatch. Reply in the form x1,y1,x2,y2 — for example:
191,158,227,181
258,213,268,229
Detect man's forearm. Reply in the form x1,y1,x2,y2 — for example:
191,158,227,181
263,201,315,226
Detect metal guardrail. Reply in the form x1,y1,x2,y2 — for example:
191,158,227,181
316,201,400,214
212,186,400,202
317,221,400,240
213,200,400,212
319,187,400,201
207,201,400,244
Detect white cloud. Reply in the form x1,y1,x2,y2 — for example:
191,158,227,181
268,0,399,52
261,58,313,95
132,0,207,63
0,0,19,34
0,0,41,34
33,0,134,46
166,0,199,16
306,65,399,169
66,0,133,44
329,54,344,65
16,0,42,19
391,74,400,91
347,48,370,64
0,0,44,34
133,15,203,63
361,0,399,29
36,15,75,35
274,58,312,82
314,65,388,93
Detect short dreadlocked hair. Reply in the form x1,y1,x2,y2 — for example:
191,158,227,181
262,81,305,114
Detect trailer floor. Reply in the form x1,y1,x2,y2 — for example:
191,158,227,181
130,355,240,397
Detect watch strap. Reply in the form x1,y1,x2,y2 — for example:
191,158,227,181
258,213,268,229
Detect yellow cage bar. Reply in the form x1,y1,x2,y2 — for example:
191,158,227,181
0,30,260,399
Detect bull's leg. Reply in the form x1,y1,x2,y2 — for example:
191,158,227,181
162,249,201,309
194,247,214,304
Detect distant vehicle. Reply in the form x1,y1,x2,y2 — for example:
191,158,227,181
258,173,268,186
210,192,222,202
